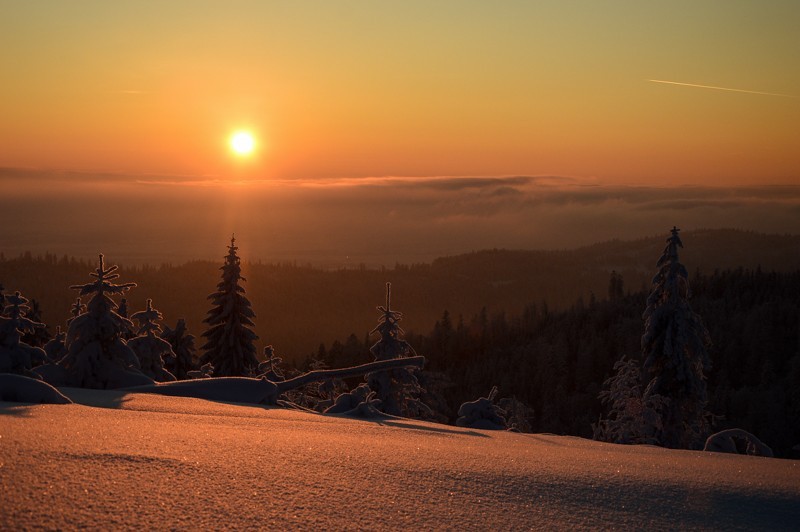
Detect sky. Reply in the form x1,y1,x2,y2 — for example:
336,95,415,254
1,1,799,264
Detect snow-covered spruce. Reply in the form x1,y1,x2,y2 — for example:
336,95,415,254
641,227,712,449
257,345,284,381
199,236,259,377
0,291,49,378
21,298,52,348
365,283,430,417
66,297,86,326
116,298,134,340
161,318,197,380
43,326,68,363
593,357,668,445
57,254,152,389
128,299,176,382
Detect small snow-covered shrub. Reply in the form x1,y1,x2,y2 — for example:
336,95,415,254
324,383,372,414
456,386,507,430
128,299,176,382
704,429,773,458
187,362,214,379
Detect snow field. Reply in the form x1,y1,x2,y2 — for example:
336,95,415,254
2,390,798,529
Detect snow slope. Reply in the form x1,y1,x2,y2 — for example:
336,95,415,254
2,390,798,530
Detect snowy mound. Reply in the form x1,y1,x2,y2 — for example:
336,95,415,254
122,376,278,404
0,373,72,404
2,390,798,529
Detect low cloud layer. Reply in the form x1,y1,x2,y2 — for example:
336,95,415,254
2,169,799,266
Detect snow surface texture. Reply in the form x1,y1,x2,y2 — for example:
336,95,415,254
2,390,798,529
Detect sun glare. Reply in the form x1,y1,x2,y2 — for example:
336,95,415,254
230,131,256,156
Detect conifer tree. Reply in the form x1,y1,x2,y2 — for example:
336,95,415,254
44,326,68,363
593,357,668,445
20,299,51,347
596,228,712,449
128,299,176,382
0,291,48,377
366,283,429,417
641,226,712,449
200,236,259,377
59,254,149,389
117,298,134,340
161,318,197,380
257,345,284,381
67,298,86,326
117,298,129,319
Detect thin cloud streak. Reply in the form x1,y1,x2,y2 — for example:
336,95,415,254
648,79,797,99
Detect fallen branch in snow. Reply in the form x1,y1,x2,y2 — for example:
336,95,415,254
276,356,425,394
123,356,425,405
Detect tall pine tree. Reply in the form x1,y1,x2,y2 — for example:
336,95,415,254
641,226,712,449
200,236,259,376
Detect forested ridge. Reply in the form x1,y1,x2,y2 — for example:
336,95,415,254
317,268,800,457
1,229,799,455
2,228,798,360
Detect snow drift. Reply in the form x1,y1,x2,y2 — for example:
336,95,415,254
2,389,798,529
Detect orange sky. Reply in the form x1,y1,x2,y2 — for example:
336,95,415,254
2,2,799,186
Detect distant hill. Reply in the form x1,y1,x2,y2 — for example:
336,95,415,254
2,229,798,361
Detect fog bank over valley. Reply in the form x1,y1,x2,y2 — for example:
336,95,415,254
3,168,799,265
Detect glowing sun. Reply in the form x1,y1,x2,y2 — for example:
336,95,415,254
230,131,256,155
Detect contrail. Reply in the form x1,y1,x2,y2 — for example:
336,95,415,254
648,79,796,99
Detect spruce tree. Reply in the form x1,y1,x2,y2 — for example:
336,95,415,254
593,357,668,445
59,254,149,389
21,299,52,348
117,298,134,340
44,326,68,363
67,298,86,326
200,236,259,377
161,318,197,380
366,283,428,417
257,345,284,381
0,291,49,377
641,226,712,449
128,299,176,382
